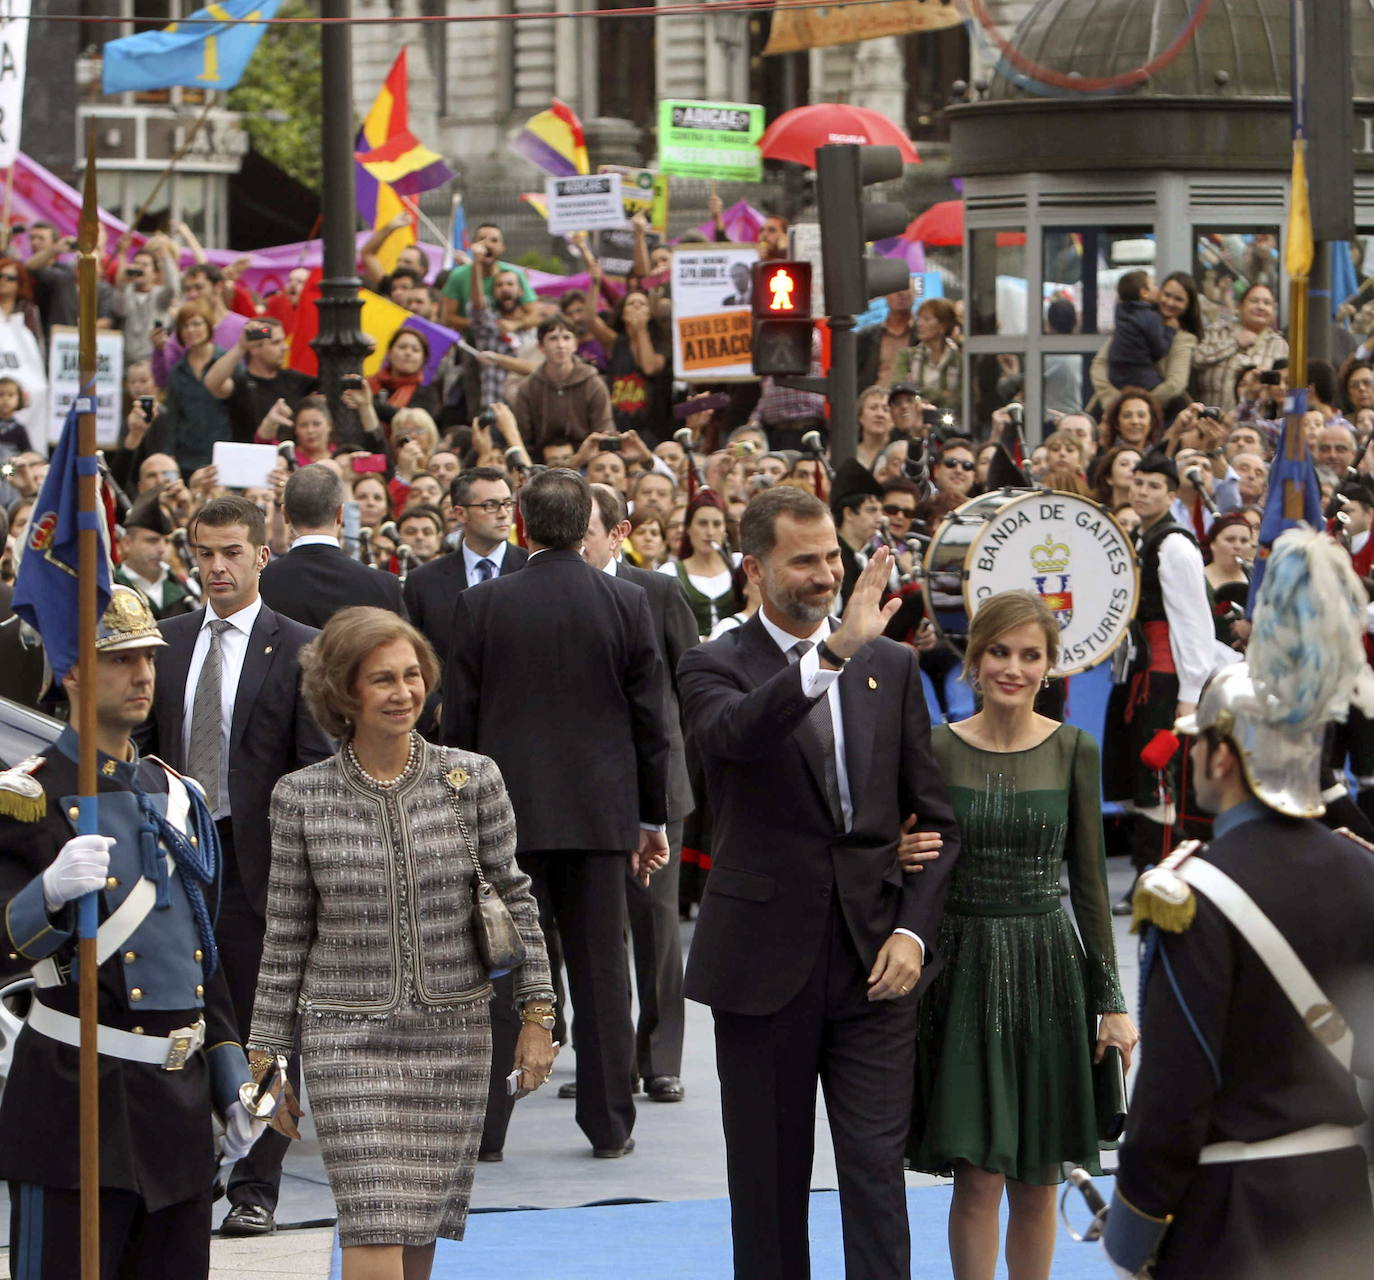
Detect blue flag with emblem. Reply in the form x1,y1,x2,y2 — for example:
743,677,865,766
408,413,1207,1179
1246,389,1323,612
12,395,112,682
101,0,283,94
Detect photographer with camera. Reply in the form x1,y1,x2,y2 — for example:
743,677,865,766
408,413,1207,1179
111,231,181,363
205,316,317,444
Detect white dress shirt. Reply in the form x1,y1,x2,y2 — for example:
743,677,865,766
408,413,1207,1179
290,533,340,549
182,596,263,820
122,564,167,610
461,538,508,588
757,610,923,954
1156,533,1216,704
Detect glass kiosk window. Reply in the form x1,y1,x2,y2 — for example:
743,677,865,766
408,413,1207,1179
1041,227,1154,335
1193,229,1280,329
969,229,1027,337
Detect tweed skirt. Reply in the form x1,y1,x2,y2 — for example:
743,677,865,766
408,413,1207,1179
302,999,492,1248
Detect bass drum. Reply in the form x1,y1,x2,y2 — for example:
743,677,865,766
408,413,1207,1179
922,488,1139,677
922,489,1032,643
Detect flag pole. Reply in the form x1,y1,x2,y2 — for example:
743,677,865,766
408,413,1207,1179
76,132,103,1280
1284,2,1312,523
124,93,216,238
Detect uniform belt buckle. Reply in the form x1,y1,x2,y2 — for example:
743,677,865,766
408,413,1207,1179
162,1020,201,1071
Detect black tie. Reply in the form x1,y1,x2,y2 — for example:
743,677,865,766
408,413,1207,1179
788,640,843,830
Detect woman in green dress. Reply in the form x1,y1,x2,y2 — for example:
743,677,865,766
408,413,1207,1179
906,590,1138,1280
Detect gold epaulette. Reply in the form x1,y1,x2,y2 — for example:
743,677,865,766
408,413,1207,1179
1333,826,1374,856
1130,839,1204,935
0,755,47,823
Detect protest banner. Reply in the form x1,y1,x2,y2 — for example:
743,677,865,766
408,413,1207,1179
545,173,627,237
671,246,757,381
47,326,123,448
658,101,764,182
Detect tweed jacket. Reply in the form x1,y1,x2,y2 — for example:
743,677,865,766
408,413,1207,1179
249,740,553,1053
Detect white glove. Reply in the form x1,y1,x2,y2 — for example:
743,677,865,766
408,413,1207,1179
220,1100,268,1163
41,835,116,912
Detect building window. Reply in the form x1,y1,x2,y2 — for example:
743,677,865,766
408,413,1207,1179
598,0,656,140
969,228,1027,337
1042,226,1154,335
1193,228,1280,329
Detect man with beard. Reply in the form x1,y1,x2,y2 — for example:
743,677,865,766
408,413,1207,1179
678,485,960,1280
469,257,540,410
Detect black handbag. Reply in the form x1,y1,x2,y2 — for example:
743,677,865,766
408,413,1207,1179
1095,1045,1128,1143
445,757,526,979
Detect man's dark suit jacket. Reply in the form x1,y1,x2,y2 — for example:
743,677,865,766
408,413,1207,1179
615,560,696,822
139,603,334,915
441,548,670,852
677,614,961,1016
404,542,529,657
259,540,405,630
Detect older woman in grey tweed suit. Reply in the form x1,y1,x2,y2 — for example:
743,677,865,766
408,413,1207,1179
247,608,555,1280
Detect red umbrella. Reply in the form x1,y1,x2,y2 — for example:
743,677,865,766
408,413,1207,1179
903,200,1027,248
758,103,920,169
903,199,962,246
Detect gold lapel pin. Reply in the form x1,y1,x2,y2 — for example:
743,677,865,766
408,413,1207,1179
868,676,878,690
446,766,469,791
264,645,273,654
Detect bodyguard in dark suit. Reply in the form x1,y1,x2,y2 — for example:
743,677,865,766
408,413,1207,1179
441,468,670,1157
586,484,697,1100
138,496,332,1235
403,467,528,656
677,485,961,1280
259,463,405,628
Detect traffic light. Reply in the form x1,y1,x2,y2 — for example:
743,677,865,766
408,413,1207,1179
815,143,910,318
750,260,813,376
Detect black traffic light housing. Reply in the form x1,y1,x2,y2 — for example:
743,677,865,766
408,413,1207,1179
815,143,910,318
750,260,813,377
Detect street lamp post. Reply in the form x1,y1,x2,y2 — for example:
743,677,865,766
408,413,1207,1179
313,0,368,446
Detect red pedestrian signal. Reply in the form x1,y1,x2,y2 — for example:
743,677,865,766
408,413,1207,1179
752,261,812,319
751,261,813,376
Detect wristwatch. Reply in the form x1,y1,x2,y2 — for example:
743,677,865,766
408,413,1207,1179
521,1000,556,1031
816,638,848,669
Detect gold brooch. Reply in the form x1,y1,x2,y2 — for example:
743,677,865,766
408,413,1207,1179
868,676,878,690
445,766,469,791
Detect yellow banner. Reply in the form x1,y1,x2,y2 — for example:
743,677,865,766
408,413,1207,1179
764,0,964,56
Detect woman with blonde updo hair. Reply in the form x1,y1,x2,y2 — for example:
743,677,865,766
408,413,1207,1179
907,590,1136,1280
248,607,554,1280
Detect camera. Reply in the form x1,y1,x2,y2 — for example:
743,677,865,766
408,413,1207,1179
599,434,623,453
341,373,365,392
245,323,274,342
137,395,155,419
1199,406,1223,422
126,267,144,279
477,408,498,430
1258,369,1284,387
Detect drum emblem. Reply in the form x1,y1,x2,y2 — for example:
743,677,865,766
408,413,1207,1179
1030,539,1073,630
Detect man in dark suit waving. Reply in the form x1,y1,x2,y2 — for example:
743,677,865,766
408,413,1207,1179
139,495,332,1235
259,463,405,628
441,468,670,1158
677,484,961,1280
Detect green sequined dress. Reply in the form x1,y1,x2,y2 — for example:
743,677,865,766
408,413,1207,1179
907,722,1127,1185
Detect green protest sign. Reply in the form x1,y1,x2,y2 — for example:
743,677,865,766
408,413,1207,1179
657,100,764,182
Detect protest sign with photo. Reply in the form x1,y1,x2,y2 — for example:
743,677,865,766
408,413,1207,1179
671,246,757,381
47,326,123,448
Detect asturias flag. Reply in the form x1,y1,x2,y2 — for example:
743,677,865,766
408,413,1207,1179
102,0,282,94
13,396,112,682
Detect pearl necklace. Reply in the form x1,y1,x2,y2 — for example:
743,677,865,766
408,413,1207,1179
346,733,421,789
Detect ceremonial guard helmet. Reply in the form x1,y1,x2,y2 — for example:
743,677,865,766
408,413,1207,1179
1176,527,1374,817
96,585,167,653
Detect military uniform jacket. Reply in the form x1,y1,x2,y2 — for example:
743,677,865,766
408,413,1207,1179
1115,799,1374,1279
0,729,248,1211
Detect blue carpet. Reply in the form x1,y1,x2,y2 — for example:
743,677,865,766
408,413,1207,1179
329,1178,1116,1278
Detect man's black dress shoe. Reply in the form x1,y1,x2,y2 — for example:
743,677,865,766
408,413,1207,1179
221,1204,276,1236
557,1081,577,1099
592,1137,636,1159
646,1075,685,1102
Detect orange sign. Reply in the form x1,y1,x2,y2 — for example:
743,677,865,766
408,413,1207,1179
764,0,964,55
678,311,754,374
